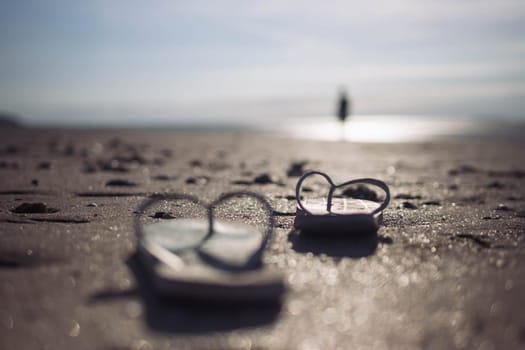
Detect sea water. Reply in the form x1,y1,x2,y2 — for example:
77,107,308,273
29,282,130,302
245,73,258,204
268,115,525,143
28,113,524,143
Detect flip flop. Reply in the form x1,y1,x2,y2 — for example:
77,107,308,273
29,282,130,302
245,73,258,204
294,171,390,235
134,191,285,302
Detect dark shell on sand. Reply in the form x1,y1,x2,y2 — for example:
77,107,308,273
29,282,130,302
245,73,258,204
254,173,273,184
402,201,418,210
152,211,176,219
11,202,59,214
287,161,308,177
342,185,379,202
105,179,137,187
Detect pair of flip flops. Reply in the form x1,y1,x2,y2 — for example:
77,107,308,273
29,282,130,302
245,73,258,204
134,171,390,302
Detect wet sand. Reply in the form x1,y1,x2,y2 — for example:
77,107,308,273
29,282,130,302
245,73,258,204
1,127,525,349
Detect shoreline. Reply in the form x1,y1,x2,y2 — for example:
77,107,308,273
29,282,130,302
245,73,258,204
7,114,525,143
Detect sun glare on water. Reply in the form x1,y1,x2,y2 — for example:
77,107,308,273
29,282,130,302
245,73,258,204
287,115,481,142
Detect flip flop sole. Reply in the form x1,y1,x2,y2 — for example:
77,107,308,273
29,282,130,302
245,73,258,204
294,198,382,235
138,219,285,301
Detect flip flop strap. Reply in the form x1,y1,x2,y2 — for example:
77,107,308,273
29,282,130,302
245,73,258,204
133,193,205,270
206,191,275,269
296,170,390,215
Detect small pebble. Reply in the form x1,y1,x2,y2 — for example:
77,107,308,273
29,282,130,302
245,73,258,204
495,204,512,211
31,179,39,186
185,176,209,185
105,179,137,187
160,149,172,158
4,145,21,154
0,161,19,169
482,215,501,220
67,320,80,337
487,170,525,178
99,159,130,172
152,211,176,219
423,200,441,206
64,144,75,156
11,202,58,213
402,201,418,210
343,185,379,201
486,181,505,189
152,174,175,181
189,159,202,167
395,193,422,200
287,161,307,177
448,165,478,176
231,179,253,185
87,202,98,207
37,161,51,170
379,236,393,244
254,173,273,184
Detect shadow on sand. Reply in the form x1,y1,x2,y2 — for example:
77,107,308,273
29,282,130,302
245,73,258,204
288,229,392,258
89,253,282,333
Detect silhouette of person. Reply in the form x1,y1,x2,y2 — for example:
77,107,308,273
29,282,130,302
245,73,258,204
337,90,351,124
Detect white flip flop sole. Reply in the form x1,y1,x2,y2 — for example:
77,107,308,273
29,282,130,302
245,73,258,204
138,219,284,301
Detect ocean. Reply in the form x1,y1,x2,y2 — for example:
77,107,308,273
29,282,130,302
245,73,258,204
275,115,525,142
26,114,525,143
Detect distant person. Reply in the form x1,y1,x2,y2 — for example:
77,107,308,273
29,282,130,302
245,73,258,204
337,90,351,124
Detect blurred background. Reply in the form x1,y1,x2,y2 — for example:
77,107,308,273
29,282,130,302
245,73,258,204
1,0,524,140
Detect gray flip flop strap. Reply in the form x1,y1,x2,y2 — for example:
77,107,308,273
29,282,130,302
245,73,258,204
134,191,275,270
209,191,275,266
295,170,390,215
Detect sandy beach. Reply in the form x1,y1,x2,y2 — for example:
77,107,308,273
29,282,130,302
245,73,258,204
1,126,525,349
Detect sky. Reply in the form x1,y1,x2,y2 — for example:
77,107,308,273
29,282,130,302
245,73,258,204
0,0,524,126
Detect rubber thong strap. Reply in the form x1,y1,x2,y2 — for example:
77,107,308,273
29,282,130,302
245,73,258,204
206,191,275,270
133,193,204,271
295,170,390,216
